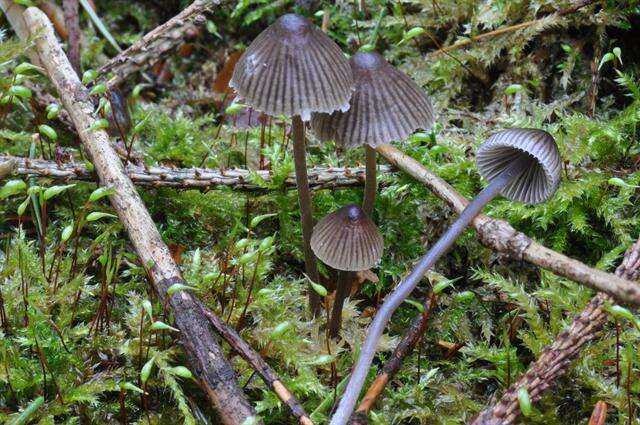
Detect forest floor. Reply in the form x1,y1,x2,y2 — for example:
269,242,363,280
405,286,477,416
1,0,640,424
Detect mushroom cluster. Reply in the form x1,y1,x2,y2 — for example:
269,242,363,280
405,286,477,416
230,14,563,425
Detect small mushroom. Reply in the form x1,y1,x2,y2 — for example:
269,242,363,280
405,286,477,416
311,204,383,338
230,14,354,315
330,128,562,425
311,52,435,216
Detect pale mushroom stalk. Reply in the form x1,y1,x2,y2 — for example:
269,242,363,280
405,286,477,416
330,129,562,425
362,145,377,216
292,115,322,313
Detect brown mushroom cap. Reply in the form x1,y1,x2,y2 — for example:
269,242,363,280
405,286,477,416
310,52,435,148
310,205,384,271
477,128,562,204
229,14,353,120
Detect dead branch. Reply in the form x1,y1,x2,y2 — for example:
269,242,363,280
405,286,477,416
2,156,390,191
97,0,216,88
348,293,438,424
376,144,640,306
469,238,640,425
24,8,258,424
200,306,314,425
588,401,608,425
429,0,594,56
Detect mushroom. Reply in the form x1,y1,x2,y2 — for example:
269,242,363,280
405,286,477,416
330,128,562,425
230,14,354,314
311,52,435,216
310,204,383,337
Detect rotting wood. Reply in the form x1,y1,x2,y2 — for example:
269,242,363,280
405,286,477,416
2,156,392,191
23,8,259,424
97,0,217,88
200,306,314,425
469,238,640,425
376,144,640,306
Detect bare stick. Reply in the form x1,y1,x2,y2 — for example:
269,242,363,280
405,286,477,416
3,156,391,191
97,0,216,88
349,293,438,424
24,8,258,424
470,238,640,425
376,144,640,305
588,401,608,425
200,306,314,425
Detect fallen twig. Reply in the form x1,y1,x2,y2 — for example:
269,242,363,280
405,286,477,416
97,0,216,88
2,156,391,191
200,306,314,425
469,238,640,425
376,144,640,305
24,8,258,424
349,293,438,424
588,401,608,425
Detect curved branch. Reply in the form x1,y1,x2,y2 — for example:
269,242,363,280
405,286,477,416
376,144,640,306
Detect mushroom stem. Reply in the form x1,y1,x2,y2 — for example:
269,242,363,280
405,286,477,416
328,270,353,338
292,115,322,316
362,145,377,216
329,153,534,425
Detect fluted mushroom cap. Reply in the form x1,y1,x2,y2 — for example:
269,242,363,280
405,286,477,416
229,14,353,120
310,205,384,271
477,128,562,204
310,52,435,148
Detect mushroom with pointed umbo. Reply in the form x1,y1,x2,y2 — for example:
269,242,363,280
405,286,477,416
310,204,383,338
329,128,562,425
229,14,354,315
311,52,435,216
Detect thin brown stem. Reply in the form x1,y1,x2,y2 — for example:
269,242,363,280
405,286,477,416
362,146,377,217
292,116,322,316
328,271,352,339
